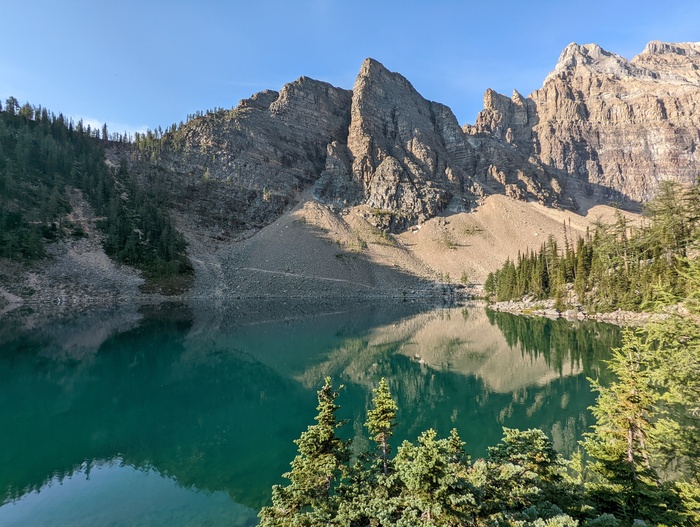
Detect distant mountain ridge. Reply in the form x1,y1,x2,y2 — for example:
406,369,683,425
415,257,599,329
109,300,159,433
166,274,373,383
144,40,700,239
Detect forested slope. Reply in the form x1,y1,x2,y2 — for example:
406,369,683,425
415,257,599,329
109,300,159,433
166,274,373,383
0,97,191,282
485,180,700,313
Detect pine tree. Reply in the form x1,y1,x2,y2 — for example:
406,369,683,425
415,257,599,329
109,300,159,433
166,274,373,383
484,272,496,296
486,428,565,514
393,428,476,526
573,237,589,302
365,378,398,476
644,257,700,482
259,378,350,527
582,330,676,524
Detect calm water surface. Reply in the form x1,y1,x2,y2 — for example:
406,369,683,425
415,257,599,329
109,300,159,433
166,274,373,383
0,301,620,526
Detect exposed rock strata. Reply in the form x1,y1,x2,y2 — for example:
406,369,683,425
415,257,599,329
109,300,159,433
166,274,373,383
145,77,353,235
341,59,478,228
471,41,700,203
10,40,699,307
319,59,562,230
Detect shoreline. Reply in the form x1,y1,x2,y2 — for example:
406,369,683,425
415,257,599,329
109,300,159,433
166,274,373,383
0,283,472,319
488,298,668,325
3,277,670,327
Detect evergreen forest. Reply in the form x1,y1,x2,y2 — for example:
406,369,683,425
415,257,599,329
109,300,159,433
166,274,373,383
0,97,191,280
484,180,700,313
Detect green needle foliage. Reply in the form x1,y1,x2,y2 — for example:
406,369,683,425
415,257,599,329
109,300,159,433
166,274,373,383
268,378,697,526
391,428,476,527
366,378,398,476
259,377,350,527
485,180,700,313
0,97,191,281
582,331,671,524
580,262,700,526
267,306,700,527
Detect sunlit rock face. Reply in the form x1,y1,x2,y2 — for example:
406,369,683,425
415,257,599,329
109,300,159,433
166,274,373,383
471,41,700,205
336,58,562,230
342,58,479,228
134,41,700,243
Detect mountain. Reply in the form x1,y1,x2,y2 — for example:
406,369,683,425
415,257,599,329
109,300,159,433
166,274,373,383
148,57,567,236
1,40,699,306
469,41,700,204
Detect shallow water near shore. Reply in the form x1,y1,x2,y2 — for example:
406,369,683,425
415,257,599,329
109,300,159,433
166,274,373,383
0,301,620,526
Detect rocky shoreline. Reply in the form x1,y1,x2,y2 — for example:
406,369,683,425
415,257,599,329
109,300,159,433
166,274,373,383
489,298,668,325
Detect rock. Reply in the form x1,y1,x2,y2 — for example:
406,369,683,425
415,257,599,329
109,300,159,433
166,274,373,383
142,76,353,232
473,41,700,205
338,58,565,230
72,43,700,304
313,141,363,206
343,59,479,230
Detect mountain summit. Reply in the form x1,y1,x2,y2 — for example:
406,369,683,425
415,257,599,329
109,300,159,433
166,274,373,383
473,40,700,203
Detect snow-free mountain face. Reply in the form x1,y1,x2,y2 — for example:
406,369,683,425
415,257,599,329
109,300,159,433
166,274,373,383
154,41,700,239
470,41,700,205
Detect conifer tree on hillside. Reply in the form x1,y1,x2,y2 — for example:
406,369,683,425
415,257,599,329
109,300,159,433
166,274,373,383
582,331,667,522
0,98,191,280
485,179,700,313
392,428,476,526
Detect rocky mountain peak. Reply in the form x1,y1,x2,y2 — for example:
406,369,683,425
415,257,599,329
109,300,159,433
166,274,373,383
341,58,478,228
341,59,563,227
631,41,700,85
474,40,700,204
144,41,700,241
358,57,390,76
352,57,420,105
546,42,639,82
640,40,700,57
237,89,279,112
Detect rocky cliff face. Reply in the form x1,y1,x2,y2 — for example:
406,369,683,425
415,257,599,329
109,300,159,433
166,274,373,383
471,41,700,204
314,58,565,230
140,77,352,237
146,58,566,238
341,59,478,227
164,77,352,195
10,41,700,304
141,40,700,239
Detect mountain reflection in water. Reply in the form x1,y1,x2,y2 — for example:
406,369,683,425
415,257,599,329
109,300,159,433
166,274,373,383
0,301,619,525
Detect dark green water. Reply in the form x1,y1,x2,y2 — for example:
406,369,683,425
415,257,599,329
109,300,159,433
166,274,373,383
0,301,620,526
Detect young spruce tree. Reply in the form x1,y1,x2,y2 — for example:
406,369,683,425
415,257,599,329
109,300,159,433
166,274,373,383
259,377,349,527
582,330,682,525
365,377,398,476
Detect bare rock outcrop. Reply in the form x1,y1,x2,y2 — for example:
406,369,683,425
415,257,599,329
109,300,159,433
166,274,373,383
142,57,571,239
472,41,700,204
140,77,353,234
320,58,562,230
320,58,479,229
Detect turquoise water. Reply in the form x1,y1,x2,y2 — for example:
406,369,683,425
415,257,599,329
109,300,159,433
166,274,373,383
0,302,620,526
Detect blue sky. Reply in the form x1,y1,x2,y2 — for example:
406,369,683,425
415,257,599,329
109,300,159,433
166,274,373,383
2,0,699,135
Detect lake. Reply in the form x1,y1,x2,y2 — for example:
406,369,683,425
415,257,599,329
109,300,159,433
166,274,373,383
0,301,620,526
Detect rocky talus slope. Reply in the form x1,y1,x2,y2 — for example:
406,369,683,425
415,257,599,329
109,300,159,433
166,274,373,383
469,41,700,204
